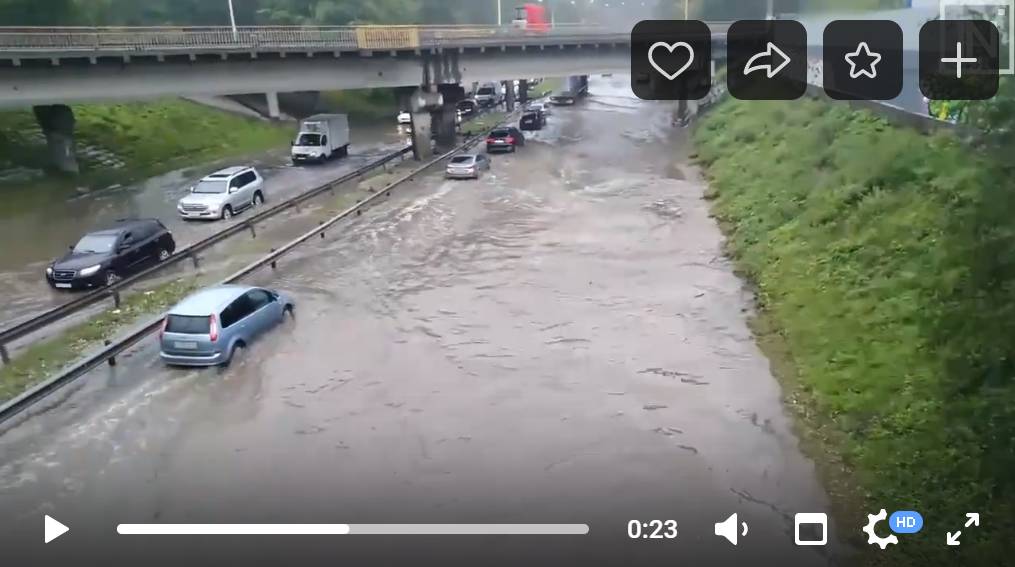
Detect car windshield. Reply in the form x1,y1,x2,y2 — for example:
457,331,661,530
490,130,509,137
296,133,322,146
193,179,227,194
72,233,117,254
450,156,474,164
477,87,494,95
164,314,210,334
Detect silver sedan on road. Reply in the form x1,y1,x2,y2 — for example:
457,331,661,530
445,154,491,180
159,284,294,367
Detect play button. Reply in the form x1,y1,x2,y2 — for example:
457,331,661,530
44,515,69,543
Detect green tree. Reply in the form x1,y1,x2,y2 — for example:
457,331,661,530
0,0,77,25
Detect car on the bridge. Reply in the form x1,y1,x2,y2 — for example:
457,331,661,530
445,153,491,179
520,110,547,131
486,127,525,153
159,285,295,367
46,219,176,289
177,166,265,221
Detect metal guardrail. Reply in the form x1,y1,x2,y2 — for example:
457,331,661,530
0,23,734,55
0,146,411,364
0,116,513,429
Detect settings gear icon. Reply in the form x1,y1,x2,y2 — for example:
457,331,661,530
862,508,899,549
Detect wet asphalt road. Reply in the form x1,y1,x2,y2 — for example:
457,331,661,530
0,125,406,330
0,78,842,566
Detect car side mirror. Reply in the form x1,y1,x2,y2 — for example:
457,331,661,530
189,186,195,193
229,187,239,194
68,245,74,251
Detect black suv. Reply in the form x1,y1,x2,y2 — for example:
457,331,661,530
520,110,546,131
486,127,526,153
46,219,176,289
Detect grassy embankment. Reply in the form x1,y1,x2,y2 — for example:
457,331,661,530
320,88,398,123
0,278,198,402
0,99,292,193
693,99,1015,564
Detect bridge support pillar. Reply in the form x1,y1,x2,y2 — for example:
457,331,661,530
409,113,433,160
265,91,281,119
431,84,465,152
504,81,516,112
32,104,78,175
518,79,529,104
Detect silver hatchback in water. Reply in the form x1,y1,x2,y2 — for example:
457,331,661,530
445,153,491,179
159,285,294,367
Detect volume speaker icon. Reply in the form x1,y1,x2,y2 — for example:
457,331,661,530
714,513,748,546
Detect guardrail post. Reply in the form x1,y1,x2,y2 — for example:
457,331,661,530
248,222,257,238
190,253,200,269
0,343,9,365
270,248,277,270
105,340,116,366
319,220,326,239
112,290,121,308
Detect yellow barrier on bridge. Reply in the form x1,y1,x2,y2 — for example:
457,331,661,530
355,26,420,50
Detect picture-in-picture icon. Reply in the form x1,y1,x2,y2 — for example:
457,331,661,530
794,512,828,546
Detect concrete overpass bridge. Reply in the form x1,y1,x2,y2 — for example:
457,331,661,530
0,23,732,170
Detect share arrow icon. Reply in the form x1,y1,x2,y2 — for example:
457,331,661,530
743,42,792,79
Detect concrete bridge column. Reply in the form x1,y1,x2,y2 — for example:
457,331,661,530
409,112,433,159
518,79,529,104
431,84,465,152
504,81,515,112
32,104,78,174
265,91,281,119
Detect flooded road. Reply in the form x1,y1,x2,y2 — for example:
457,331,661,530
0,123,407,329
0,78,840,566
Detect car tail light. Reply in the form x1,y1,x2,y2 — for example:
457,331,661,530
209,314,219,342
505,136,515,144
159,317,168,340
486,137,495,143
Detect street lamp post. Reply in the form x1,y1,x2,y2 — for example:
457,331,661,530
497,0,502,26
227,0,238,40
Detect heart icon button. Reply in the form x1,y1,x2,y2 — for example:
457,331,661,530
648,41,696,80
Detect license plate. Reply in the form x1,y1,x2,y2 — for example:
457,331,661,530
173,341,198,350
493,140,506,144
55,283,71,289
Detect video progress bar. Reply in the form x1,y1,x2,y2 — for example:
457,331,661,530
116,524,590,536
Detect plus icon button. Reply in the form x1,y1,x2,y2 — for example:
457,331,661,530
919,20,1000,101
940,42,978,78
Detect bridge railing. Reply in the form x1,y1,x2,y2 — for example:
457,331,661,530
0,24,629,54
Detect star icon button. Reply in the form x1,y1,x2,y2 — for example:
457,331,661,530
845,42,882,79
823,20,902,100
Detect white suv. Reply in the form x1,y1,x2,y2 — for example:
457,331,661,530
177,166,265,221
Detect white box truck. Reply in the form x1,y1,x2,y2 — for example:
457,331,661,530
474,82,504,108
291,114,350,164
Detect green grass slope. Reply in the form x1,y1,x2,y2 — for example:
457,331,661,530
0,98,292,188
694,98,1015,565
